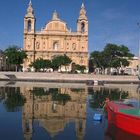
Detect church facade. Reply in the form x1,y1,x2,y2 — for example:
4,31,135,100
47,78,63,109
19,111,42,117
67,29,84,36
23,1,88,72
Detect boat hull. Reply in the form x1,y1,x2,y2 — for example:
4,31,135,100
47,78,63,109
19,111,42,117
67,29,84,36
107,102,140,136
105,122,140,140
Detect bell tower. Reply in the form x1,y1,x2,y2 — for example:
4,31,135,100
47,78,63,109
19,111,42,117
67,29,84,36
23,0,36,69
77,3,88,34
24,0,36,33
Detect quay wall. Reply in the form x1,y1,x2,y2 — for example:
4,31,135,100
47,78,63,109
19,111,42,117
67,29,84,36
0,72,139,84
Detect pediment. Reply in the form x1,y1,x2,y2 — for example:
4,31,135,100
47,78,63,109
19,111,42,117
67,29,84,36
44,20,69,32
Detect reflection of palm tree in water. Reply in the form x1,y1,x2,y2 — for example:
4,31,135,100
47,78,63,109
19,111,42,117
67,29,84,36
89,88,129,109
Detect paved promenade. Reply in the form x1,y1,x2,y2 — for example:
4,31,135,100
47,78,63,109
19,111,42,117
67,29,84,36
0,72,139,84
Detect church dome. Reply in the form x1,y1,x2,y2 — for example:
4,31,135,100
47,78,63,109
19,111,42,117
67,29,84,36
44,11,69,32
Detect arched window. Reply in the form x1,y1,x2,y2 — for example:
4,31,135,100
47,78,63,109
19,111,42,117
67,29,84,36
53,41,59,51
28,20,32,32
81,22,85,33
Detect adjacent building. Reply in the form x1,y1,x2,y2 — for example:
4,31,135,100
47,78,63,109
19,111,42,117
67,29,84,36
23,1,89,72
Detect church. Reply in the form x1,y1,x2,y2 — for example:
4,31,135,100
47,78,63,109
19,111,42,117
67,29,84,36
23,0,88,72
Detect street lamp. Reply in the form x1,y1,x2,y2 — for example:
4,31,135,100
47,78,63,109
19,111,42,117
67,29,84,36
6,56,8,71
0,57,2,71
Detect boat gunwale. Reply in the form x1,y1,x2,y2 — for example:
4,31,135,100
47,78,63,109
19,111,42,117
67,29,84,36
107,102,140,119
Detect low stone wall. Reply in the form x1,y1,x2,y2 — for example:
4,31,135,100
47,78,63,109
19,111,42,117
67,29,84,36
0,72,139,84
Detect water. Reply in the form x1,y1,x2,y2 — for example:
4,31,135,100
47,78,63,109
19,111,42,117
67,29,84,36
0,83,140,140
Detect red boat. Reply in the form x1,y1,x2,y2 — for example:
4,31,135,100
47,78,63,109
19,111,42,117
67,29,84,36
105,122,140,140
106,101,140,136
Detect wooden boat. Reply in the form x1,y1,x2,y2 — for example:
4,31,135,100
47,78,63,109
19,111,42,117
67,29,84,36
106,101,140,136
105,122,140,140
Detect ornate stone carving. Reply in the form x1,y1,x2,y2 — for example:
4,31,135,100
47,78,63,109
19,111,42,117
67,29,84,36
43,42,46,49
36,42,40,49
72,43,76,50
27,39,32,49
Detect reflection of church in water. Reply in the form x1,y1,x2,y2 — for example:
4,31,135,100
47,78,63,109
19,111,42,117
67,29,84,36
21,86,88,140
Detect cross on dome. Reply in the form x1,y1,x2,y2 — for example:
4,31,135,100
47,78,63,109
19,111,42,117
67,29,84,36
27,0,33,14
81,2,85,9
52,10,60,20
29,0,32,5
25,0,34,18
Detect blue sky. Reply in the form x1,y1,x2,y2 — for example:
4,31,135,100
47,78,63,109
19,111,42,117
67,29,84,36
0,0,140,56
